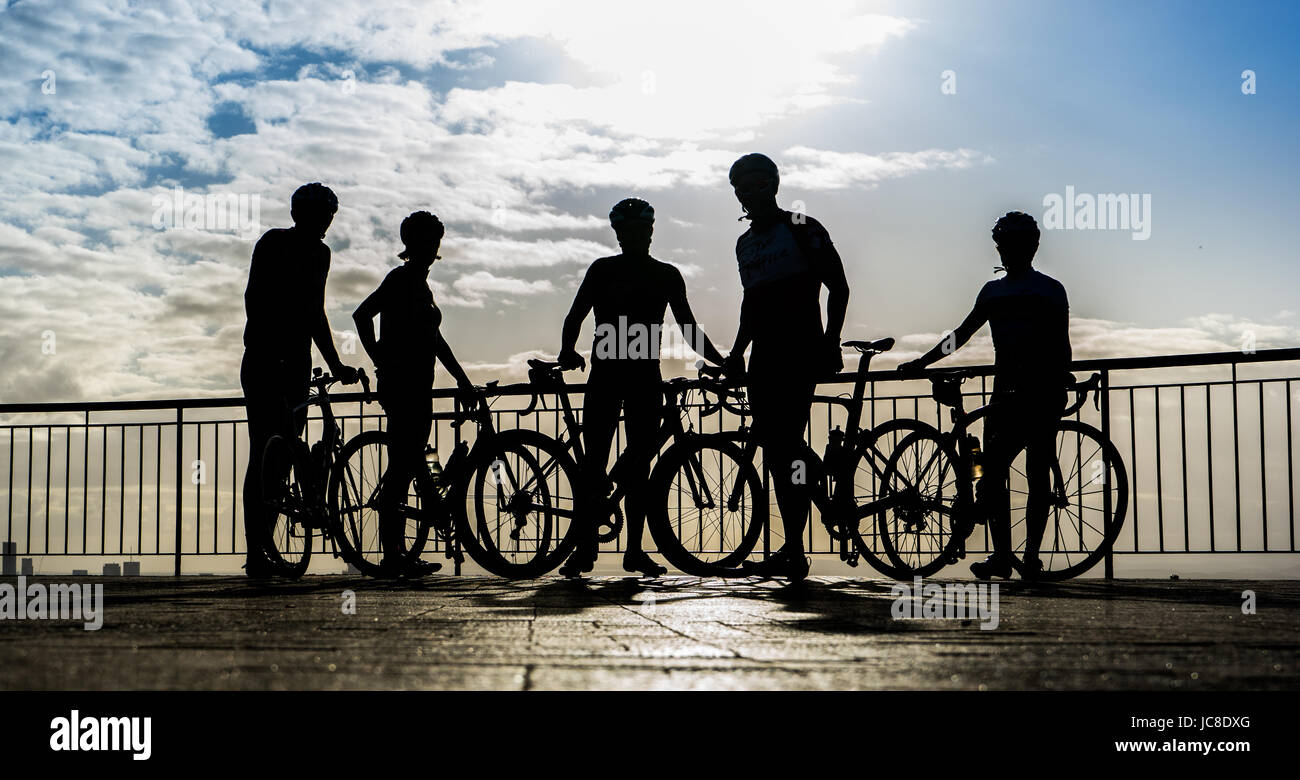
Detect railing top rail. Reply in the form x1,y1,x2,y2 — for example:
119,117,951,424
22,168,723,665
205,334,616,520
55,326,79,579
0,346,1297,415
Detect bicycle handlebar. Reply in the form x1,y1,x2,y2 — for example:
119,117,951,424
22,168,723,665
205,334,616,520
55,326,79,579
925,368,1102,417
690,362,746,417
1061,372,1102,416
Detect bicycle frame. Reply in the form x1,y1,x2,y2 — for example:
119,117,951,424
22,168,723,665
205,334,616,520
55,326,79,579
922,371,1105,554
524,363,733,538
718,346,914,558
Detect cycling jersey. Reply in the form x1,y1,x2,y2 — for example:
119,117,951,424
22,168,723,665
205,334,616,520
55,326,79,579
370,263,443,387
242,227,329,369
973,269,1070,393
735,212,835,372
581,254,688,366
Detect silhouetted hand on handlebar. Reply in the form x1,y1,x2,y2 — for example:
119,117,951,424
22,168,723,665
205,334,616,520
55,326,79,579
331,363,360,385
557,348,586,372
454,378,486,409
897,359,927,378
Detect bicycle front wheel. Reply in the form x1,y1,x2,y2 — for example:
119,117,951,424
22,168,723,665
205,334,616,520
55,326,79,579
1007,419,1128,581
844,419,964,579
453,429,579,579
328,429,431,577
260,434,313,578
647,432,766,577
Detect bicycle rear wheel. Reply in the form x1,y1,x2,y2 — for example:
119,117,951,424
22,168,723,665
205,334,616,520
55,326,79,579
647,432,766,577
328,429,431,577
847,419,964,579
454,429,579,578
1006,419,1127,580
259,434,313,578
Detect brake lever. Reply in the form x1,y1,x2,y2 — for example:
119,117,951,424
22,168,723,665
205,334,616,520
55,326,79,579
520,391,540,416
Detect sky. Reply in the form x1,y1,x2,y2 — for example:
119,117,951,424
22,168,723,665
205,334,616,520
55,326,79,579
0,0,1298,403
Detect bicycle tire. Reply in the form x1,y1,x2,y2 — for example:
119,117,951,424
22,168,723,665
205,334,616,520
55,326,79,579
453,428,580,579
647,432,766,577
259,434,313,579
328,429,432,577
868,424,966,579
1006,419,1128,581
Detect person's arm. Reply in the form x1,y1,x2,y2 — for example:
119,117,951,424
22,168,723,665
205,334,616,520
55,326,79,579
310,248,353,379
724,296,753,377
812,235,850,348
1056,286,1073,382
899,301,987,374
808,223,850,376
558,264,597,370
727,235,754,376
434,333,473,389
666,268,727,366
351,282,386,371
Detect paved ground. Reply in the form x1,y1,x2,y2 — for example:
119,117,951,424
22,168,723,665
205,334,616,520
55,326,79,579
1,575,1297,690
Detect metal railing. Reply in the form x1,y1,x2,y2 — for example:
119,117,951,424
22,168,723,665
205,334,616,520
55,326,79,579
1,347,1298,576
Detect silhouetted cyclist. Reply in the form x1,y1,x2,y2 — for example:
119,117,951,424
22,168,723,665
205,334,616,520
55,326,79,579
241,182,358,578
899,211,1071,580
725,154,850,582
556,198,727,578
353,211,477,579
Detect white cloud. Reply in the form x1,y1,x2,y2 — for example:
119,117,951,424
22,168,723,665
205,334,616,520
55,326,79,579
781,146,994,189
0,1,1002,403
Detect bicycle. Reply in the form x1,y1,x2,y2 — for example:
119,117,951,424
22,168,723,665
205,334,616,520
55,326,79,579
874,369,1129,581
258,367,372,578
501,358,752,574
326,380,581,579
643,338,949,578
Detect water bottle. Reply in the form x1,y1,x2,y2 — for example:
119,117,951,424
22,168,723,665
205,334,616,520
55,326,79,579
965,434,983,480
426,448,443,489
825,426,845,470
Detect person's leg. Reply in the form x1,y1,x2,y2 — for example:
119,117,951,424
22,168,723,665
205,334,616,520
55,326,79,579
378,390,426,566
1020,398,1063,572
620,369,665,574
972,399,1018,578
560,370,619,575
241,355,303,575
744,369,815,578
241,406,273,572
760,375,815,548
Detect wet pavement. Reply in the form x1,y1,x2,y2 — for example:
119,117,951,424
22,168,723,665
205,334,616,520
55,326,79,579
1,575,1296,690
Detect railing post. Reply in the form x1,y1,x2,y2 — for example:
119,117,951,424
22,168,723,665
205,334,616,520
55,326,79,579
174,406,183,576
1101,368,1114,580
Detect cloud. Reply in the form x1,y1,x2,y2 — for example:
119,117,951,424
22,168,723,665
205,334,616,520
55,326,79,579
0,1,999,404
438,270,554,308
781,146,994,189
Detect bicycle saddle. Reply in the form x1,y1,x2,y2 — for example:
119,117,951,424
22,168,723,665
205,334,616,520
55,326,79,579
842,337,895,354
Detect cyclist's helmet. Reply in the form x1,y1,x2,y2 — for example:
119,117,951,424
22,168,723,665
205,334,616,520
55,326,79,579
290,182,338,215
991,211,1040,246
398,210,445,259
609,197,655,227
728,153,779,189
